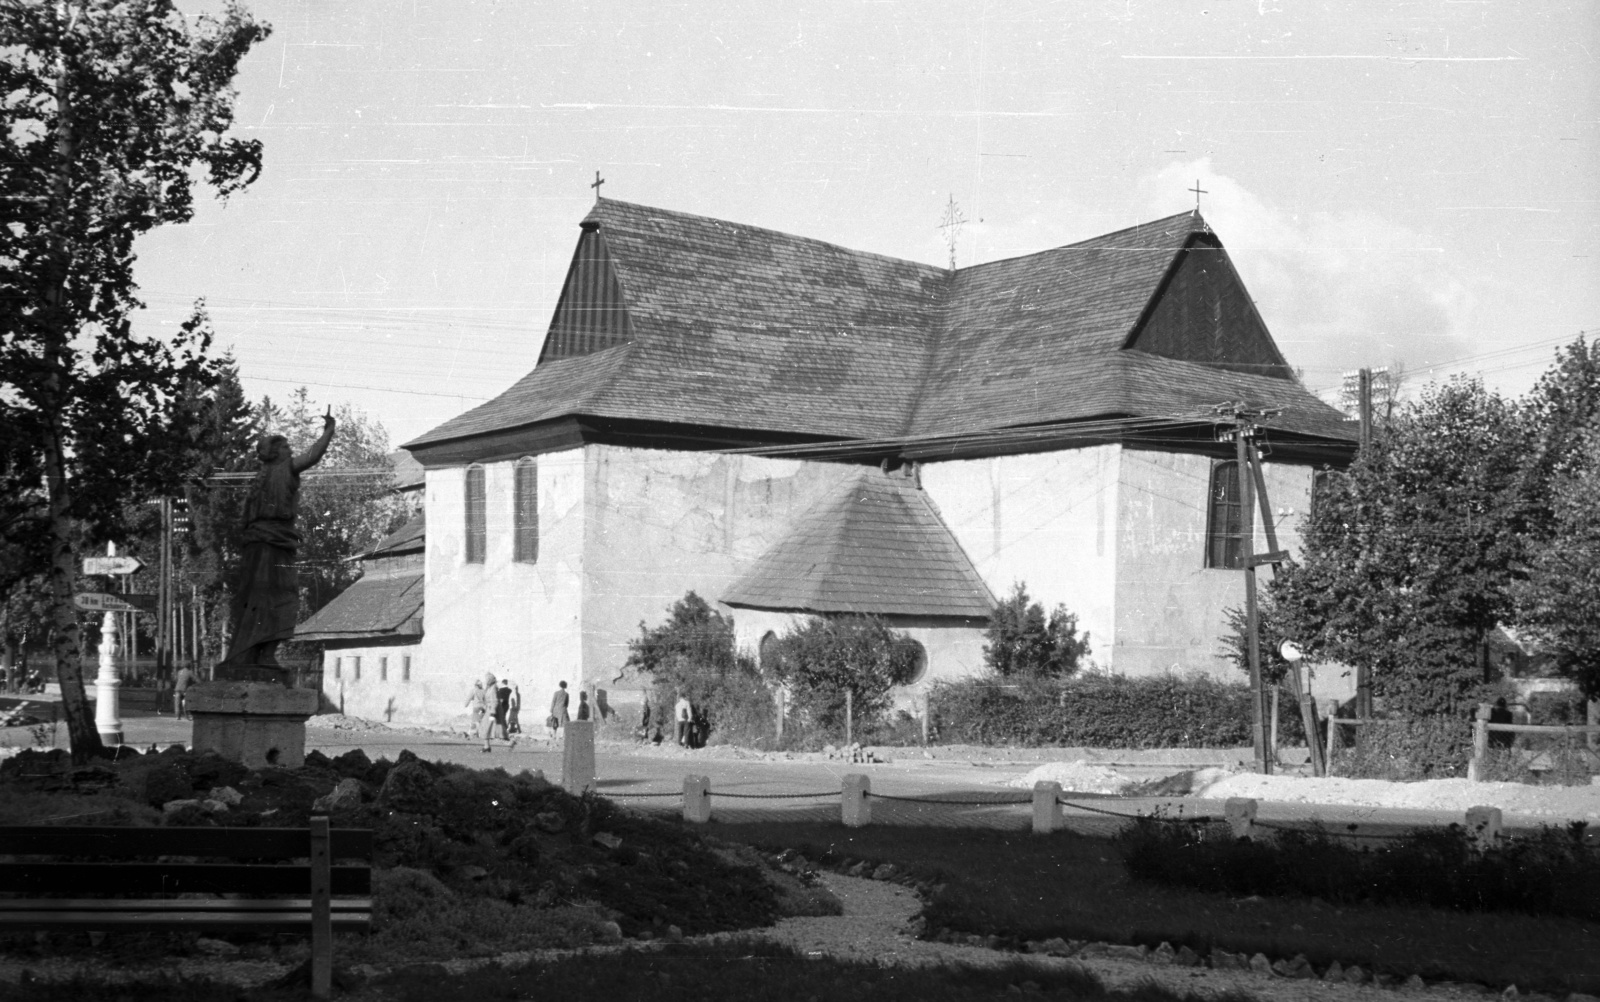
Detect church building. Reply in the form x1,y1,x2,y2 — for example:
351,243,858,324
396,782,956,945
309,198,1356,728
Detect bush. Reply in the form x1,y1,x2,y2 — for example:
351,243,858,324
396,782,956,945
984,583,1090,679
1329,715,1470,780
625,592,774,746
1118,816,1600,921
929,672,1307,749
765,615,919,736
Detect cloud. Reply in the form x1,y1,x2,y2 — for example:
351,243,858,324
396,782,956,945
1140,159,1475,393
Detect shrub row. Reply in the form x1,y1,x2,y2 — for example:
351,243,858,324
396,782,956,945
928,673,1308,749
1118,816,1600,921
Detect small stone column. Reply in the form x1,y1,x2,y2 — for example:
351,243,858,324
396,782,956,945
1225,797,1258,841
841,773,871,827
1032,781,1062,834
188,682,319,768
93,611,123,746
683,775,711,823
562,720,596,793
1465,805,1502,851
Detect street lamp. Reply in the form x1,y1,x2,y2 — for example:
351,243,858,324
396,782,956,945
1279,640,1303,663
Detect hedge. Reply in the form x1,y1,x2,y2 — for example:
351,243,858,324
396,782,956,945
929,672,1308,749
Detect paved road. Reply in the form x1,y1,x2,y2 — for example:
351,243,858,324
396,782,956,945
14,709,1591,841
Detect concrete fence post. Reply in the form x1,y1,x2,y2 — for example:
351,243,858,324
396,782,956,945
841,773,871,827
683,775,711,823
1588,699,1599,751
561,720,595,793
1224,797,1258,841
1468,703,1491,782
1032,781,1063,834
1465,805,1501,851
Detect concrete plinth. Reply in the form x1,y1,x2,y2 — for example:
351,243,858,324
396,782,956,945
561,720,596,792
187,682,320,769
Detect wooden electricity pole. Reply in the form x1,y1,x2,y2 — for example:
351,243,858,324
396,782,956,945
1248,440,1326,777
1355,369,1374,721
1222,405,1271,774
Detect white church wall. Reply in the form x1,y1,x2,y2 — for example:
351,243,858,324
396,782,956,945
579,445,856,723
396,449,587,729
322,643,422,722
919,446,1121,669
1112,449,1314,679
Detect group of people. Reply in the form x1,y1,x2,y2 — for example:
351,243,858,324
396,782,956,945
637,693,707,748
466,676,595,752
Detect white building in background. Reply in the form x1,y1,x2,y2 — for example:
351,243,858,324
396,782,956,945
300,199,1357,729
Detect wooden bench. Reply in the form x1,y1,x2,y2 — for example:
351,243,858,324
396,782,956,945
0,818,371,998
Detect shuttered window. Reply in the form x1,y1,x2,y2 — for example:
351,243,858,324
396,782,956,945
1206,460,1246,570
465,465,486,564
514,457,538,563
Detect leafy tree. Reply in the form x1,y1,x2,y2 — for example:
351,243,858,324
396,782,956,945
983,583,1090,679
0,1,270,759
1269,377,1528,718
765,616,920,733
624,591,740,683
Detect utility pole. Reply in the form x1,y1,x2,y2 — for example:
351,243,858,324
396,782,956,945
157,497,171,682
1355,370,1374,721
1248,440,1326,777
1218,403,1273,774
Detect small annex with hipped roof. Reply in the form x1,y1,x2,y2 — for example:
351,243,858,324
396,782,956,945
325,198,1357,730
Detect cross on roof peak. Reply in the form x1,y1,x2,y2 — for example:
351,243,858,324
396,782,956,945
591,171,605,200
1188,179,1208,215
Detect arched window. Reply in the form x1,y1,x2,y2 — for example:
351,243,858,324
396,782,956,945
758,631,780,672
1206,460,1245,569
464,465,486,564
514,457,538,563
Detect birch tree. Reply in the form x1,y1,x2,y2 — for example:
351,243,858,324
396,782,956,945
0,1,269,760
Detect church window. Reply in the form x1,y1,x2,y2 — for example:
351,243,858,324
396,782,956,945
332,656,342,680
465,465,486,564
379,657,388,682
402,656,412,682
897,639,928,686
351,656,362,681
514,457,538,563
1206,460,1246,570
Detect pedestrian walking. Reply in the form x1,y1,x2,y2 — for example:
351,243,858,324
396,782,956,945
494,678,514,743
674,693,692,747
465,678,490,752
548,680,570,740
173,665,197,719
507,681,522,735
576,690,591,721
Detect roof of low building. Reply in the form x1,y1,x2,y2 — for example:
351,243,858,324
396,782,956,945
294,572,423,643
360,511,425,560
406,200,1353,456
721,468,994,619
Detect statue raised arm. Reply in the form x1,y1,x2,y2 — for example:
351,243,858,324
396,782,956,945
216,411,337,683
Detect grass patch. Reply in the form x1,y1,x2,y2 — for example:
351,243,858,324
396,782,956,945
1119,817,1600,920
713,820,1600,996
0,940,1264,1002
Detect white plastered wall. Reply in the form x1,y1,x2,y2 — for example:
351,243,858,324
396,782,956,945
919,445,1121,671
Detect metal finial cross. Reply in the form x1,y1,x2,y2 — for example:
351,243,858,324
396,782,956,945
1188,179,1208,214
591,171,605,200
937,194,967,271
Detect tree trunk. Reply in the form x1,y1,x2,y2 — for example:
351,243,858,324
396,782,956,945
44,431,102,762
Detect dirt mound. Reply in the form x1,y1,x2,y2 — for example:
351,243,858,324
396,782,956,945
0,746,830,944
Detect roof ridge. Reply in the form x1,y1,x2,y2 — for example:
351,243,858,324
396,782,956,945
952,211,1205,277
591,197,950,279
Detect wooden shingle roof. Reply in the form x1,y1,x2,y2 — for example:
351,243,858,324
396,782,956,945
294,572,423,643
406,200,1353,455
721,468,994,619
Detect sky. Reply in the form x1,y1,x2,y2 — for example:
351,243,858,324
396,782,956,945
133,0,1600,447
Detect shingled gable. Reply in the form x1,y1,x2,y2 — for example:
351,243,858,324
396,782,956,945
721,468,995,619
403,200,1353,463
294,511,426,643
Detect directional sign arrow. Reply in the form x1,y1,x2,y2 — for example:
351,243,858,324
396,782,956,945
74,592,142,613
82,556,145,576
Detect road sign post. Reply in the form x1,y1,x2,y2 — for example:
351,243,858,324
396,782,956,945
82,556,144,576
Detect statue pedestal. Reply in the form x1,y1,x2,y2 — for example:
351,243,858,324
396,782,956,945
187,682,319,769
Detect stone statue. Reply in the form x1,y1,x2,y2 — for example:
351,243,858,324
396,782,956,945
216,410,335,683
